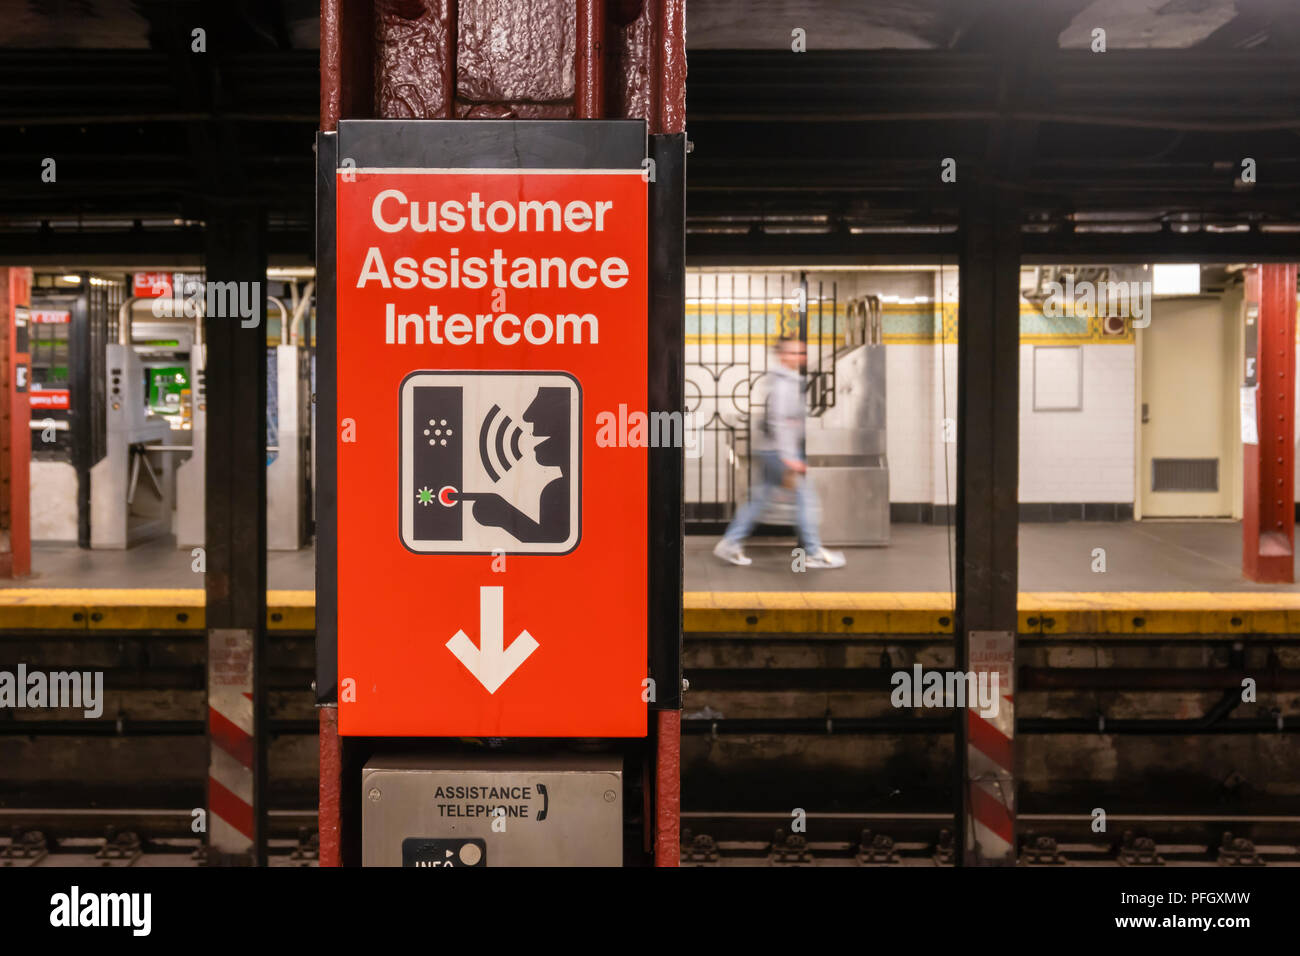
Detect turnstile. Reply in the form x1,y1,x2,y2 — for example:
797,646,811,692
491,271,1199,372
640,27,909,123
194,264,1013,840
175,342,310,551
90,343,176,548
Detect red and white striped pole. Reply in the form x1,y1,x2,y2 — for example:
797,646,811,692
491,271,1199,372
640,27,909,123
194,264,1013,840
208,628,258,864
965,630,1015,864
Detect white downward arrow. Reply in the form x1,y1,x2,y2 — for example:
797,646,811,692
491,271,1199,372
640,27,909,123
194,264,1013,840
446,586,539,693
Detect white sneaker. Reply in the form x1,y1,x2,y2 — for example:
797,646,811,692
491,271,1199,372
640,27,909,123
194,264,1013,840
804,547,846,569
713,540,753,566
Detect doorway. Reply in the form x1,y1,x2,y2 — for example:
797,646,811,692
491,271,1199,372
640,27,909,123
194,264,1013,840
1137,296,1237,518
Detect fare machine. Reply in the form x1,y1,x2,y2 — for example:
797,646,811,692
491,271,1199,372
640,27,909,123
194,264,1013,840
266,342,311,551
173,342,205,548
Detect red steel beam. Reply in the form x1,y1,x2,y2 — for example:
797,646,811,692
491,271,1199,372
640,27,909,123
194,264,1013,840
318,707,342,867
655,710,681,866
1244,264,1296,583
0,268,31,580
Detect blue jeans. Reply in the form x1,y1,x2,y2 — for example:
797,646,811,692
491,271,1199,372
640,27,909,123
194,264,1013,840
722,450,822,553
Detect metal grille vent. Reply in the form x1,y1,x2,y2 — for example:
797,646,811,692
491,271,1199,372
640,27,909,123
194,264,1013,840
1151,458,1218,492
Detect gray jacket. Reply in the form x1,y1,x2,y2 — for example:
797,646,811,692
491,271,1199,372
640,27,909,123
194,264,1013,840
755,363,804,463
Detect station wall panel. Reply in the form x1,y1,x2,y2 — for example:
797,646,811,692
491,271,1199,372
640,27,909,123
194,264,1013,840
1019,343,1135,504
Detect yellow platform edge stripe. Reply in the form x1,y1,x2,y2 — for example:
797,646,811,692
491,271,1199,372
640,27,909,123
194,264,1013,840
1,589,1299,635
0,589,316,631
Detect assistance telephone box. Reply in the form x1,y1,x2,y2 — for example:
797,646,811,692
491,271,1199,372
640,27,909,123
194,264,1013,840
361,754,623,867
334,121,649,737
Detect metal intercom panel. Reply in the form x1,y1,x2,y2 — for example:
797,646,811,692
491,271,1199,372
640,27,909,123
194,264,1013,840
361,754,622,867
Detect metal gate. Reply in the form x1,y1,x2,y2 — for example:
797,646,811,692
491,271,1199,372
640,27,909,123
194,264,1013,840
685,270,840,530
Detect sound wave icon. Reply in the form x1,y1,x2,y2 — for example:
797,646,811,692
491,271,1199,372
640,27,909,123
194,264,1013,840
479,404,525,482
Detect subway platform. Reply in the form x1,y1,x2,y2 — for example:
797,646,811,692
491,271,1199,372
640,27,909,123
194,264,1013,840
3,522,1299,638
3,520,1292,594
687,520,1300,593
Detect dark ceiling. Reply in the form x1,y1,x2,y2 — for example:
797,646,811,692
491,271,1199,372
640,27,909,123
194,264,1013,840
3,0,1300,263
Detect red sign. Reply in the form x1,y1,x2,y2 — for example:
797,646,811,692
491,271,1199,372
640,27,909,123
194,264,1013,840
336,169,648,737
133,272,172,298
29,389,70,410
30,310,70,324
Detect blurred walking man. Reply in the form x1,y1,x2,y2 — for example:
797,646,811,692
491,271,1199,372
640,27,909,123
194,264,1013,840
713,336,846,569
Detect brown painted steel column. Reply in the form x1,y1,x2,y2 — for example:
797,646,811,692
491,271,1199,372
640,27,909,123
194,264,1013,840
438,0,458,119
653,0,686,136
204,202,269,866
576,0,606,119
323,0,376,129
318,0,341,870
328,0,685,867
1243,264,1296,583
376,0,458,120
955,183,1021,866
649,0,686,868
318,0,375,868
321,0,340,130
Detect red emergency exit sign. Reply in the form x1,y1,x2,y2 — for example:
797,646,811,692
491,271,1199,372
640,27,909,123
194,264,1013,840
335,168,648,737
132,272,172,298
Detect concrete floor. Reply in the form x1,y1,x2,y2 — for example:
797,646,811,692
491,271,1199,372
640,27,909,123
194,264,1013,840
688,520,1300,592
6,520,1296,593
5,536,316,590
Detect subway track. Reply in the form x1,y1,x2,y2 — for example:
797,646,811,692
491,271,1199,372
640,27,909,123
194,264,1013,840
0,810,320,867
3,589,1299,864
2,808,1298,867
678,820,1300,867
681,812,1300,866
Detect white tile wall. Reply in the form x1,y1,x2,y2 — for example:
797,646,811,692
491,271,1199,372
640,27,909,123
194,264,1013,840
886,342,1136,505
884,344,933,502
932,343,958,508
1020,344,1135,502
884,343,958,505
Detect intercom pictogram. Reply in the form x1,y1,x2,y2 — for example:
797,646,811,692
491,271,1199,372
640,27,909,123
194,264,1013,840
401,371,580,555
